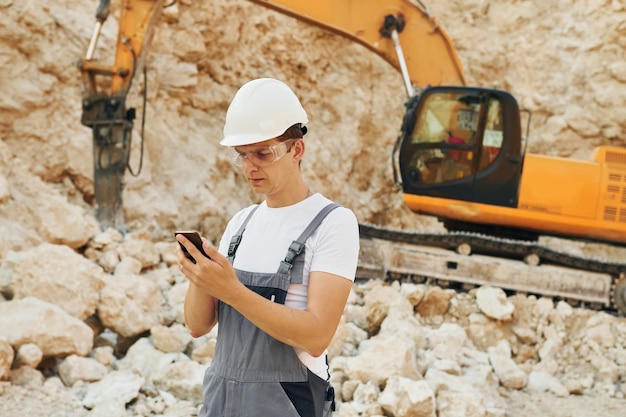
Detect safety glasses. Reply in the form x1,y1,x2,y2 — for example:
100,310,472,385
228,139,295,167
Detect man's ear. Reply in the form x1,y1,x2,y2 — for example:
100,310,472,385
292,138,305,160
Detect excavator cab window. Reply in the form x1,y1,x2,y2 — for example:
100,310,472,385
401,90,509,185
397,86,523,207
403,90,487,185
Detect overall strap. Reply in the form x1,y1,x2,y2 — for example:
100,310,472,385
279,203,341,272
227,205,260,261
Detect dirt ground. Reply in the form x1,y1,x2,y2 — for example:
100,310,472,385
2,380,626,417
504,390,626,417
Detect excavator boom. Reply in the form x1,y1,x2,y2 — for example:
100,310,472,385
249,0,468,90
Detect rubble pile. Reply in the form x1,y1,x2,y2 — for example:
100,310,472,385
0,230,625,417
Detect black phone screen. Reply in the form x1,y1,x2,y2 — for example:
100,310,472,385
175,231,210,264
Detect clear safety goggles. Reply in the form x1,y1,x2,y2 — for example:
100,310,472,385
228,139,295,167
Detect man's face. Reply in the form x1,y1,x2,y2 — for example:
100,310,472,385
235,138,302,195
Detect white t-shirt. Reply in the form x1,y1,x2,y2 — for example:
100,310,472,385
218,193,360,379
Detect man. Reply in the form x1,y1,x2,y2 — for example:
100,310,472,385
177,78,360,417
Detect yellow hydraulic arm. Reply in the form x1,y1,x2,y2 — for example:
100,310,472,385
80,0,163,103
250,0,468,95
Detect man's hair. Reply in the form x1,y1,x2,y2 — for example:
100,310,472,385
278,123,307,141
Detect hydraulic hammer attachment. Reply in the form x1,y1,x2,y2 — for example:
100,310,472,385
81,93,135,233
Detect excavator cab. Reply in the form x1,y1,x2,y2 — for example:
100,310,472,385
396,86,524,207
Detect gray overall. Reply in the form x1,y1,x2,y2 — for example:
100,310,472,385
199,203,340,417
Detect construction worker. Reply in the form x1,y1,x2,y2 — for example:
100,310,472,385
177,78,360,417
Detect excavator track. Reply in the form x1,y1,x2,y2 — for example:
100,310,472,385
357,223,626,315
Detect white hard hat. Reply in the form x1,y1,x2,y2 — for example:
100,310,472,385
220,78,308,147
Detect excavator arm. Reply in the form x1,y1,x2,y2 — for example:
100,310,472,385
250,0,467,95
78,0,163,232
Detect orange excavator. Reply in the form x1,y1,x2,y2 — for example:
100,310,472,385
78,0,626,313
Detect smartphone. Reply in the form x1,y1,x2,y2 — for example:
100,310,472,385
175,231,210,264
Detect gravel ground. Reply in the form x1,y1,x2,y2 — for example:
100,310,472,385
2,380,626,417
504,390,626,417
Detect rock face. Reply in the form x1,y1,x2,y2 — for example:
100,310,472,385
2,0,625,245
0,0,625,416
